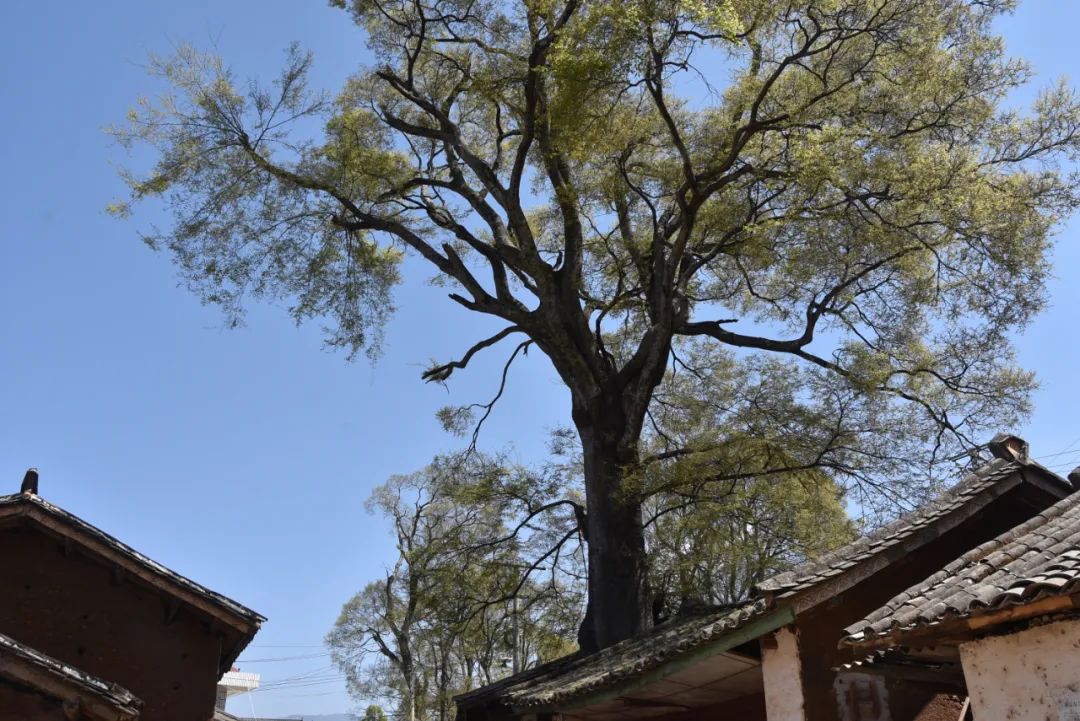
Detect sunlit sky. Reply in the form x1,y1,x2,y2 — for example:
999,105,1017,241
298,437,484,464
2,2,1080,716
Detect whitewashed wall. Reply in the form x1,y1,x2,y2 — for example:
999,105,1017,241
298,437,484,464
960,618,1080,721
762,627,807,721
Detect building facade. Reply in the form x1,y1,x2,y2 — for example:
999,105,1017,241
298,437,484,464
844,484,1080,720
0,482,264,721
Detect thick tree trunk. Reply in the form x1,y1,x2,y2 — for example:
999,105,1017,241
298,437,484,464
575,402,652,653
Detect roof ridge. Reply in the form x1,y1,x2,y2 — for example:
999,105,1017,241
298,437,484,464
757,457,1029,595
0,492,264,626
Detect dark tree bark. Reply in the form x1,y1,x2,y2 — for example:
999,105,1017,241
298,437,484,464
578,432,651,651
568,337,671,649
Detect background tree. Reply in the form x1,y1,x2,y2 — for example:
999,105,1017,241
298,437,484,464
112,0,1080,649
326,468,464,721
327,455,584,719
363,705,389,721
647,472,855,610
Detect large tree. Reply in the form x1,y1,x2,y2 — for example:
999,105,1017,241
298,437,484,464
112,0,1080,650
327,446,853,718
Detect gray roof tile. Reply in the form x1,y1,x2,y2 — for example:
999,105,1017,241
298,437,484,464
844,490,1080,645
757,458,1046,597
455,601,767,710
0,632,143,716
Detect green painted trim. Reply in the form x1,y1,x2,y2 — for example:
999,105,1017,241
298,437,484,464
515,606,796,715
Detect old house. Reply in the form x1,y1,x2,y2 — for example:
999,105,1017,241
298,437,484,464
842,482,1080,721
0,476,265,721
454,435,1076,721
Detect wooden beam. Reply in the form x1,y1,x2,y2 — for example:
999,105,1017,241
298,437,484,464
1020,467,1073,500
842,661,964,686
966,595,1075,631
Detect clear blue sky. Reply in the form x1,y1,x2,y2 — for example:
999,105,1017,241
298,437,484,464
2,2,1079,716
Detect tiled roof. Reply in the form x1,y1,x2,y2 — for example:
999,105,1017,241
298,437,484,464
0,492,265,627
455,600,767,710
843,490,1080,645
757,457,1064,597
0,491,265,673
0,631,143,716
458,452,1068,712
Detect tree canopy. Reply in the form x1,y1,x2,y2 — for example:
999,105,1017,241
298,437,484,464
112,0,1080,649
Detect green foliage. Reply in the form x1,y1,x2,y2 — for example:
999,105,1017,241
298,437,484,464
109,44,403,359
362,705,389,721
646,462,855,607
327,454,584,720
111,0,1080,468
113,0,1080,644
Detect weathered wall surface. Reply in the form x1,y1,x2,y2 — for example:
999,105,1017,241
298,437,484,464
763,627,807,721
0,526,221,721
834,672,890,721
961,618,1080,721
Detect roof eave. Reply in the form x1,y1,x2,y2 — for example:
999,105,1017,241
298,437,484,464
1020,462,1076,498
758,459,1074,603
506,606,792,715
0,494,265,669
0,633,143,721
844,590,1080,653
781,473,1026,614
